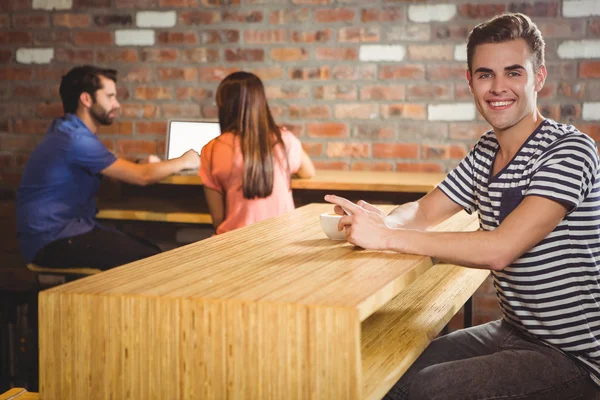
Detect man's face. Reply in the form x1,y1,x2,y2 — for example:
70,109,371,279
467,39,546,134
89,75,120,126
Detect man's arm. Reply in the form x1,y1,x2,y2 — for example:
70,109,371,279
333,194,568,271
101,149,199,186
203,187,224,229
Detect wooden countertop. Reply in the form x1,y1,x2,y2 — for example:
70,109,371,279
160,170,446,193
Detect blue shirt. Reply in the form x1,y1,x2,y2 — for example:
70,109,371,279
16,114,117,262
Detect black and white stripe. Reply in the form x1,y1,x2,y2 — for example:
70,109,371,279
439,119,600,387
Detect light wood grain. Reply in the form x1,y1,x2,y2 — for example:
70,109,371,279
160,170,446,193
361,264,490,400
96,208,212,224
39,204,479,399
0,388,39,400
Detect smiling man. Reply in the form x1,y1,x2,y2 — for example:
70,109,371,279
16,65,199,271
326,13,600,399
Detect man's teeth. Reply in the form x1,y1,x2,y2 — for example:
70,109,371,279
490,101,513,107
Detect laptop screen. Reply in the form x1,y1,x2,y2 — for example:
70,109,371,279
166,120,221,160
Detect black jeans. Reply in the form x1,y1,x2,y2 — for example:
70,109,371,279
34,225,161,271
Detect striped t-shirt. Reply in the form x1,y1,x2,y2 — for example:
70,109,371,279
438,118,600,387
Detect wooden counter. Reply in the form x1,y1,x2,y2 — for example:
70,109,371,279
39,204,484,399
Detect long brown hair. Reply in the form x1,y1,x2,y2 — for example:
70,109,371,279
216,71,288,199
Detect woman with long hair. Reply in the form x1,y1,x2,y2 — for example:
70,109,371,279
199,71,315,234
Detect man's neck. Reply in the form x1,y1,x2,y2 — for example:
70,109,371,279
495,111,544,158
75,110,98,134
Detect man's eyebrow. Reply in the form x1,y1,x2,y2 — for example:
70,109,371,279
474,67,493,74
504,64,525,71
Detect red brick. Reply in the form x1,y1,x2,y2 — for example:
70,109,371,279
265,85,310,100
270,9,310,24
381,104,426,120
289,66,329,80
508,2,558,17
361,85,404,101
407,83,452,100
181,48,219,63
157,32,197,45
33,66,69,81
334,104,378,119
13,84,57,99
74,0,111,7
222,10,262,23
338,27,380,42
395,162,443,173
13,13,49,28
458,4,506,18
546,62,577,80
140,49,178,63
270,48,308,62
351,162,394,171
159,0,197,6
0,67,32,81
280,123,303,137
100,139,115,151
0,154,12,168
98,122,133,135
116,0,158,7
434,25,471,40
313,84,356,100
314,8,355,23
537,20,585,38
292,0,329,4
408,44,453,61
306,122,348,138
117,139,157,155
0,14,9,28
0,103,22,118
136,122,168,135
97,49,139,63
37,102,63,118
354,124,395,139
332,65,376,80
0,136,43,152
134,86,173,100
557,82,585,99
313,161,349,171
13,119,49,135
94,14,133,27
379,65,425,80
538,104,560,121
0,1,31,11
326,142,370,158
0,50,12,64
537,82,556,99
161,104,201,118
0,32,31,45
289,105,331,119
200,30,239,44
117,86,130,101
252,66,284,81
559,103,581,120
579,124,600,142
244,29,286,44
201,0,240,5
590,19,600,37
373,143,418,159
455,83,472,100
361,8,403,22
427,64,466,80
157,68,196,81
122,67,154,83
53,13,90,27
302,142,323,157
73,31,112,46
580,62,600,78
201,105,217,118
176,87,213,101
198,67,238,82
226,48,264,62
291,29,332,43
449,122,491,140
421,144,450,160
54,48,94,63
315,47,358,60
120,103,159,119
34,31,70,45
269,105,285,118
179,11,219,25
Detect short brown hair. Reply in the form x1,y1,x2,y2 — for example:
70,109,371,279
467,13,545,73
59,65,117,114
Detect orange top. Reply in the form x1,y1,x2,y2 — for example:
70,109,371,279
199,128,303,234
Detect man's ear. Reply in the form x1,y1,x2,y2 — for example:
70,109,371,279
534,65,547,92
79,92,93,108
466,69,473,94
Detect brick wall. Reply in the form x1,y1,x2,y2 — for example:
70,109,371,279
1,0,599,327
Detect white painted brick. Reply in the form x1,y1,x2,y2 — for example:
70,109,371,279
359,45,406,62
563,0,600,17
557,40,600,59
408,5,456,23
454,43,467,61
136,11,176,28
16,48,54,64
115,29,155,46
32,0,72,10
582,102,600,121
428,103,476,121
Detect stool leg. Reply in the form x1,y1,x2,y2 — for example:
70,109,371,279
463,296,474,328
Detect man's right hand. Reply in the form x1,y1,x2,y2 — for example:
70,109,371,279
180,149,200,170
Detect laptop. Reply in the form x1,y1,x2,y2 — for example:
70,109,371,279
166,120,221,174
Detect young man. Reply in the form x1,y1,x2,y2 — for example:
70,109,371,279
17,65,199,271
326,13,600,399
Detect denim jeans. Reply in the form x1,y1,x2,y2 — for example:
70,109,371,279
384,319,599,400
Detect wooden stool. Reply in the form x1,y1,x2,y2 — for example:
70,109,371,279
26,264,102,288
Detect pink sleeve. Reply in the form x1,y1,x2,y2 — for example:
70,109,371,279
199,140,223,193
281,128,302,174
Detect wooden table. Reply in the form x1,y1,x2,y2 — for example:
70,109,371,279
0,388,38,399
96,170,447,224
39,204,487,399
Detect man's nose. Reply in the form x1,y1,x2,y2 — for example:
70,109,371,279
490,77,507,95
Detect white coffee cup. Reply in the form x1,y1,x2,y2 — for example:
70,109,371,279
319,213,346,240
